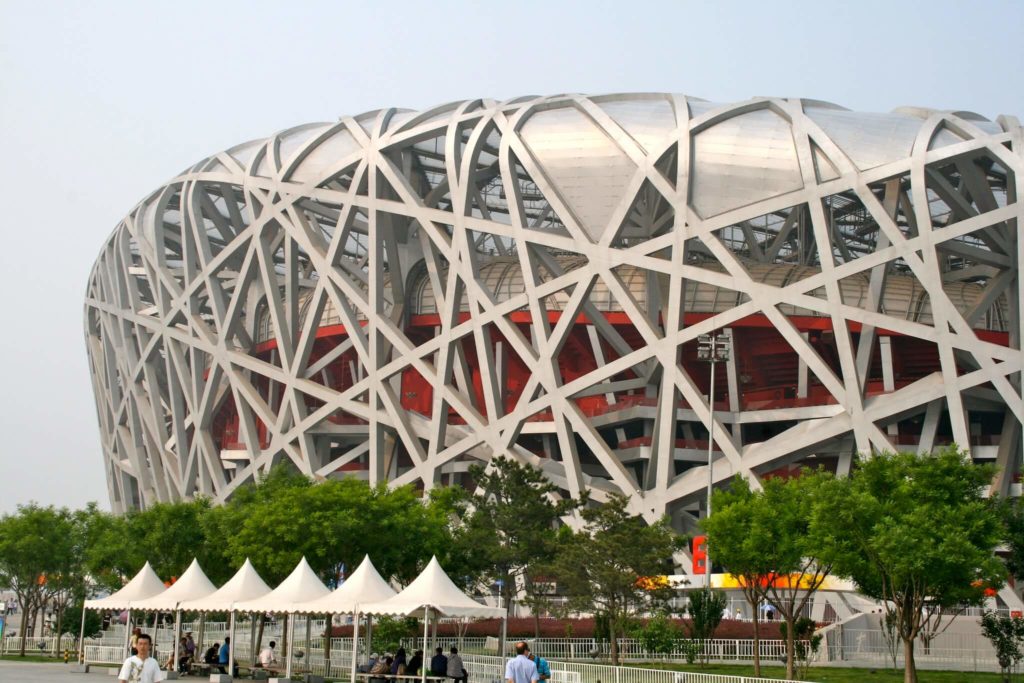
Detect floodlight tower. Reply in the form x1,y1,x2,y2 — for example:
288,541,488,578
697,331,731,589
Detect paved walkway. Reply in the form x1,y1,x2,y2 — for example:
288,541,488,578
0,661,117,681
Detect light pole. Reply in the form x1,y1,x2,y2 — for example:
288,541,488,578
697,331,731,591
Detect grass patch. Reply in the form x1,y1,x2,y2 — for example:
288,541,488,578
630,661,1008,682
0,654,73,662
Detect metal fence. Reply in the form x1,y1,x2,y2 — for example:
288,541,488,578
822,627,1005,672
400,637,799,663
1,634,78,655
460,653,807,683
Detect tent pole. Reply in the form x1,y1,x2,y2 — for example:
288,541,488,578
197,613,205,656
228,610,236,679
366,616,373,665
286,612,295,679
250,616,257,670
350,610,360,683
123,609,132,658
323,611,332,678
305,614,312,673
421,608,429,683
77,606,87,663
173,609,181,672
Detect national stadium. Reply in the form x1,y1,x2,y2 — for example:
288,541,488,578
85,94,1023,570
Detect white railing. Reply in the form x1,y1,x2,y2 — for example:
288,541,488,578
461,653,806,683
1,634,78,655
402,637,801,663
822,627,1005,672
76,637,810,683
84,644,124,664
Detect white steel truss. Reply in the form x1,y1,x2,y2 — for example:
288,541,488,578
85,94,1023,563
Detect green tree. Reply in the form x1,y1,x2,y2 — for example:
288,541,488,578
372,615,417,653
43,524,86,653
78,503,138,592
462,456,578,636
700,476,772,675
62,602,103,641
822,447,1006,683
685,589,727,666
0,504,76,655
206,467,450,586
703,470,843,680
546,493,682,665
981,610,1024,683
128,498,225,583
1001,498,1024,583
779,616,821,680
634,611,683,660
203,466,315,584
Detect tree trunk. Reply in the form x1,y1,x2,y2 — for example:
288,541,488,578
55,606,64,656
281,614,289,662
533,611,540,641
784,615,796,681
608,614,618,666
18,596,32,656
902,637,917,683
751,606,761,677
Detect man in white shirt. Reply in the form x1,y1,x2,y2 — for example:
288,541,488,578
118,633,164,683
505,641,538,683
258,640,278,668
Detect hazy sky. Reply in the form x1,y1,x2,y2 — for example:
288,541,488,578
1,0,1021,514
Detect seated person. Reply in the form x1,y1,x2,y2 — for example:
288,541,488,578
370,655,393,675
447,646,467,683
257,640,278,669
204,643,220,665
407,649,424,677
177,636,192,674
359,652,380,674
429,647,447,676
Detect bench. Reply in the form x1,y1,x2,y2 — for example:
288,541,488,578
250,664,286,680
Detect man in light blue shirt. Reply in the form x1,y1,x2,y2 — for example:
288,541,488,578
505,642,538,683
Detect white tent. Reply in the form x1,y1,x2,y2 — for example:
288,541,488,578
84,561,166,610
293,556,397,682
360,557,506,683
130,558,217,610
178,558,271,612
233,556,330,613
81,562,167,662
360,556,504,619
129,558,218,666
293,555,396,615
232,557,330,677
176,558,271,677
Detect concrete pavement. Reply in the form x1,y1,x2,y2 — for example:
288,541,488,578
0,661,118,681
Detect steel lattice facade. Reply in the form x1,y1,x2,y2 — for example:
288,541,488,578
86,94,1023,559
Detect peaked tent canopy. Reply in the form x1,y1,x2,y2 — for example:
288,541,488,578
179,558,272,612
359,556,505,618
293,555,396,615
84,562,166,610
130,558,218,610
233,557,330,614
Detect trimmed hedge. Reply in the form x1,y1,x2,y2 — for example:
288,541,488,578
331,617,784,640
